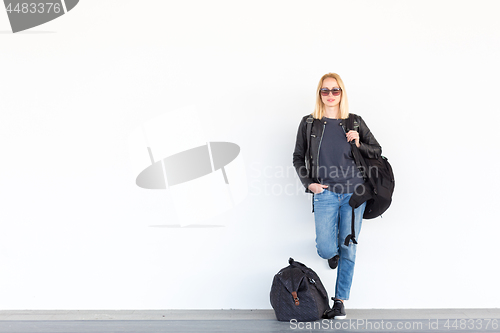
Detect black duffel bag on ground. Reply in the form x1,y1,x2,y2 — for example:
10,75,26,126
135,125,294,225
270,258,330,322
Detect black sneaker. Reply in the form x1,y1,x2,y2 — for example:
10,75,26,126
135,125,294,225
331,298,346,319
328,255,339,269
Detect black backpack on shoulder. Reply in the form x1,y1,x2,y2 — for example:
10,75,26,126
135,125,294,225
343,114,395,245
270,258,330,322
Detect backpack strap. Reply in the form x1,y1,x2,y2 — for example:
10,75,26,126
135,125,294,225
344,114,369,245
305,115,314,213
305,115,314,170
347,114,376,190
347,113,354,133
344,206,358,246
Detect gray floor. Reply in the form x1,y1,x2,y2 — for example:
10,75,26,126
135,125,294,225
0,309,499,333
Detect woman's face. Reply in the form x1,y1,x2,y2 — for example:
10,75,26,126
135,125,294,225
320,77,341,108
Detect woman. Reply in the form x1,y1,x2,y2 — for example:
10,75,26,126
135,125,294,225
293,73,381,319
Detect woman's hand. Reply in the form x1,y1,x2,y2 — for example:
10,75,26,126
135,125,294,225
308,183,328,194
346,130,361,148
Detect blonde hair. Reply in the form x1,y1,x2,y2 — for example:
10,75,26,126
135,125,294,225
312,73,349,120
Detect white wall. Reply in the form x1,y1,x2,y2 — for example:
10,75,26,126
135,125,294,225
1,0,499,310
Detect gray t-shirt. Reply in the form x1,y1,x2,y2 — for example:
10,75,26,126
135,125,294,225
317,117,364,194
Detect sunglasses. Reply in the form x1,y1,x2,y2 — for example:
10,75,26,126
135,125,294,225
320,88,342,96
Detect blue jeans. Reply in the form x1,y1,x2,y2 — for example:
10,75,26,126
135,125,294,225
313,190,366,300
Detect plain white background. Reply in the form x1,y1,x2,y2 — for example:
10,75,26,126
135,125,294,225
1,0,499,309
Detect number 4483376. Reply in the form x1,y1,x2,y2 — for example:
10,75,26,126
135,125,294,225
444,319,498,330
5,3,62,14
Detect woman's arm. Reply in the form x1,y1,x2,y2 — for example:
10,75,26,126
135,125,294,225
357,116,382,159
292,116,315,192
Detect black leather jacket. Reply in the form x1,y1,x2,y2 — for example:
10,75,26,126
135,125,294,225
293,113,382,193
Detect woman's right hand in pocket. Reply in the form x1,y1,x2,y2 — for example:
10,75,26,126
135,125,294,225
308,183,328,194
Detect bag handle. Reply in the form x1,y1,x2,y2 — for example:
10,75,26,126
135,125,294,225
288,258,328,300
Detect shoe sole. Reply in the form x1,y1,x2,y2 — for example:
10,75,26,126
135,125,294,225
333,315,347,319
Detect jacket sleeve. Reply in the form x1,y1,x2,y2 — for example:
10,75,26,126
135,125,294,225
293,116,315,192
357,116,382,159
